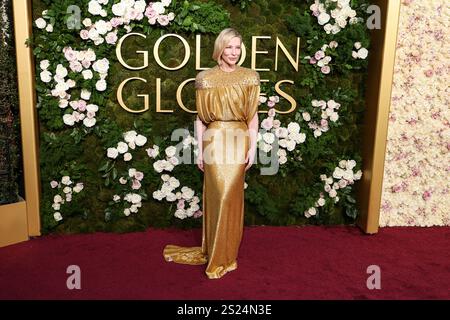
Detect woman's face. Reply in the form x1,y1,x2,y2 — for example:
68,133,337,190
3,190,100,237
221,37,241,66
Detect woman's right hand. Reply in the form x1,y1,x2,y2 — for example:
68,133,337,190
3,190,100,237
197,152,204,172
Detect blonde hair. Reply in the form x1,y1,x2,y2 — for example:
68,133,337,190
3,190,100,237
212,28,242,66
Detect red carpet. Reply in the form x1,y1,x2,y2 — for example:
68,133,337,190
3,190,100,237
0,226,448,299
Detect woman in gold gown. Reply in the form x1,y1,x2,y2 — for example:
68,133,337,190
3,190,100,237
163,28,260,279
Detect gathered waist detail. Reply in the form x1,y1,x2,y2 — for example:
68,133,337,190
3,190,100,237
207,120,248,129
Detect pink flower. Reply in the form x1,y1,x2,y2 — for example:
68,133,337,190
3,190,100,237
80,30,89,40
193,210,203,218
309,57,317,64
422,190,432,201
50,180,59,188
320,119,328,127
424,69,434,77
314,50,325,60
106,32,118,45
177,199,185,210
134,171,144,181
145,6,157,19
110,18,123,28
157,15,170,26
321,66,330,74
267,100,275,108
261,118,273,130
81,59,90,69
132,179,141,190
78,100,87,111
391,183,403,193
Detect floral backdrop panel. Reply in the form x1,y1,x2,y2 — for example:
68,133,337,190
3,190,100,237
30,0,371,233
380,0,450,227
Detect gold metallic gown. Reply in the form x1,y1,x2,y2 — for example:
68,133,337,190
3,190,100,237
163,65,260,279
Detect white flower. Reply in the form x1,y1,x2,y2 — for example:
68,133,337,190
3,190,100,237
287,122,300,134
181,187,194,200
135,134,147,146
130,194,142,204
63,186,72,194
40,60,50,70
113,195,121,202
329,112,339,122
82,18,92,27
53,212,63,221
83,117,96,127
107,147,119,159
262,132,275,144
357,48,368,59
318,198,326,206
73,183,84,193
40,70,52,83
166,193,177,202
329,189,337,198
152,2,165,14
274,127,288,138
318,12,330,25
124,208,131,216
82,70,93,80
124,152,132,161
165,146,177,157
162,0,172,7
62,177,72,186
153,190,164,201
117,142,128,154
112,2,127,16
302,112,311,122
55,64,68,78
63,114,75,126
308,207,317,216
354,42,362,50
81,89,91,100
46,24,53,32
119,177,127,184
53,194,63,204
88,1,102,15
35,18,47,29
84,49,96,62
169,177,180,189
124,131,137,143
346,160,356,170
96,79,107,91
105,32,118,44
174,209,186,219
93,58,110,74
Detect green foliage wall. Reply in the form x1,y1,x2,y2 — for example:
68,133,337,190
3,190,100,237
0,0,22,205
31,0,372,234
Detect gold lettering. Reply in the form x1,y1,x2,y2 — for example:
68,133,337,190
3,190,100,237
176,78,196,113
274,80,296,114
117,77,149,113
156,78,173,113
116,33,148,70
195,35,208,70
251,36,271,71
275,37,300,72
154,34,190,70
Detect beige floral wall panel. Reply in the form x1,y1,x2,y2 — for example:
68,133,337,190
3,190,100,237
379,0,449,227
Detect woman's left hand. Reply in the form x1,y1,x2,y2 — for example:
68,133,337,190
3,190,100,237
245,146,256,171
